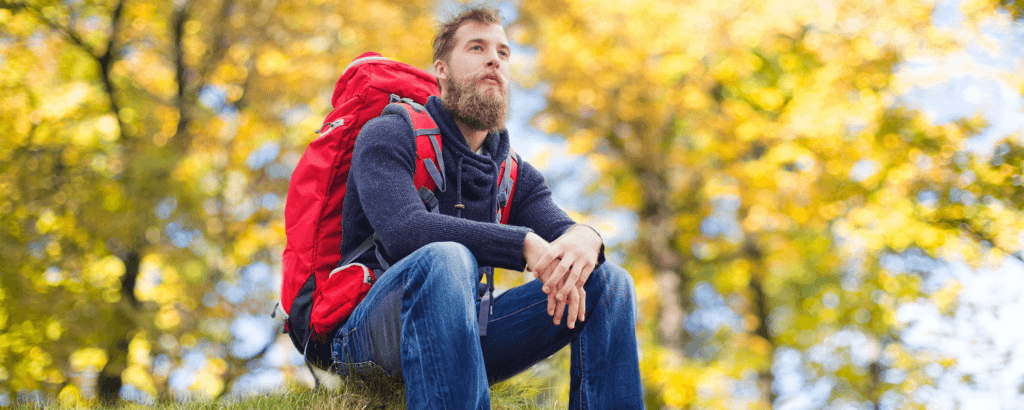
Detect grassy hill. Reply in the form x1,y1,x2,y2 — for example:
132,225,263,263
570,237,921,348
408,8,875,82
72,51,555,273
8,377,550,410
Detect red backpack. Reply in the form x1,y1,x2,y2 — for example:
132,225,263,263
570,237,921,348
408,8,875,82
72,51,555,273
277,52,519,354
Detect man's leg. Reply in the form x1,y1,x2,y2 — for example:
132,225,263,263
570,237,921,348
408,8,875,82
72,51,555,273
481,261,643,409
331,242,489,410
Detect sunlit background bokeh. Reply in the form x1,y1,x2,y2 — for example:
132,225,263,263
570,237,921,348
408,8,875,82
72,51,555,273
1,0,1023,408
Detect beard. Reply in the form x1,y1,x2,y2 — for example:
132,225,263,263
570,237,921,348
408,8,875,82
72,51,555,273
442,72,509,132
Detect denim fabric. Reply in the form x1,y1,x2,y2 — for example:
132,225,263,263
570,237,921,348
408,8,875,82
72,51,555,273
332,242,643,409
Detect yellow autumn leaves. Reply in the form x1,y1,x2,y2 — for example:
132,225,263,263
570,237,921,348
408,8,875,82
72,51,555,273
515,0,1023,407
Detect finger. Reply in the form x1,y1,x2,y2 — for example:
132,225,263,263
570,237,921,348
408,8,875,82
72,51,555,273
577,286,587,322
528,256,542,279
553,296,568,326
533,249,558,281
547,291,557,317
566,287,580,329
526,253,546,279
575,263,596,288
537,255,560,283
544,256,573,296
556,262,585,302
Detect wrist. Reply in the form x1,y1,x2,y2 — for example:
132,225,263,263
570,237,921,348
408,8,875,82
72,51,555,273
570,224,603,252
523,232,541,258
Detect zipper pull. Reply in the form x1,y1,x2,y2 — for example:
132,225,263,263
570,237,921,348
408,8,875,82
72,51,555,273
316,118,345,134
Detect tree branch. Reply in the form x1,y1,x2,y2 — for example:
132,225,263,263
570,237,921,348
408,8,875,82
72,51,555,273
197,0,236,86
98,0,125,128
926,217,1024,264
956,221,1024,264
2,0,127,136
234,50,257,111
173,0,194,149
0,0,99,58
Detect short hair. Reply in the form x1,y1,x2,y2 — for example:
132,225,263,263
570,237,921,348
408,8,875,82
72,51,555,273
432,7,503,66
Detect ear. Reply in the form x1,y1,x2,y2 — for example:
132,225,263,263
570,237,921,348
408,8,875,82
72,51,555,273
433,59,448,82
433,59,448,94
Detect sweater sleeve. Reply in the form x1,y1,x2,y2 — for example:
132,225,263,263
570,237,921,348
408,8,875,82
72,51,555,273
352,114,532,270
508,160,607,267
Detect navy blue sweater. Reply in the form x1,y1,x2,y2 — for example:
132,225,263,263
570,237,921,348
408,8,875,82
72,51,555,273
339,96,603,271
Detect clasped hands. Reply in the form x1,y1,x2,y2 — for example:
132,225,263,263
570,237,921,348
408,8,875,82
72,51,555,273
522,226,602,329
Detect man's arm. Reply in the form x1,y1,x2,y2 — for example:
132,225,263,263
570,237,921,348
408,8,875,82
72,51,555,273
352,114,531,269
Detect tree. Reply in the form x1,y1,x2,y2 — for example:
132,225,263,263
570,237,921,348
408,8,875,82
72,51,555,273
0,0,436,404
513,0,1024,407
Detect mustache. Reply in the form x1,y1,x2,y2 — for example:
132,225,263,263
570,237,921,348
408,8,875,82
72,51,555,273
478,72,504,86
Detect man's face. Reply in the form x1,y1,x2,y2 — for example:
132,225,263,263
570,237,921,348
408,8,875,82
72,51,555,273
435,22,511,131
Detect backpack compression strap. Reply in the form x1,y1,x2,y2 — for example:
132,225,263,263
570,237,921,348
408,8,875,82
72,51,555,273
497,149,519,224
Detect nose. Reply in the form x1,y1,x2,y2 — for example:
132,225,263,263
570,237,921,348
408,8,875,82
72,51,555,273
486,49,500,68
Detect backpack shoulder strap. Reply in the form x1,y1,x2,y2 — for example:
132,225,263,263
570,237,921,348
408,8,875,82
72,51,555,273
497,148,519,225
381,96,445,212
345,97,446,271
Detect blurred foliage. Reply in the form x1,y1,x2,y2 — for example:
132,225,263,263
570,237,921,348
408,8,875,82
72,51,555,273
0,0,435,405
965,0,1024,22
994,0,1024,19
513,0,1024,408
2,0,1023,408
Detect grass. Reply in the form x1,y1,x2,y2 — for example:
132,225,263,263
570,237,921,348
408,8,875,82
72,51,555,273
7,374,551,410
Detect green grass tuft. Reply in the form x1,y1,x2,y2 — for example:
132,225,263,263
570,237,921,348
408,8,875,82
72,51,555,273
7,373,554,410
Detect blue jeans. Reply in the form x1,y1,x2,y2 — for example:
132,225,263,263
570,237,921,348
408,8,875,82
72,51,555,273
329,242,643,409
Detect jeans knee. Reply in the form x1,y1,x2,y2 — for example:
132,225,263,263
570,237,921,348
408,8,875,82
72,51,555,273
590,261,637,315
407,242,478,298
417,242,477,275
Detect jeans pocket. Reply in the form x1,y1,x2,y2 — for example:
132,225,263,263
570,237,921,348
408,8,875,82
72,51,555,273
333,330,398,378
335,360,393,378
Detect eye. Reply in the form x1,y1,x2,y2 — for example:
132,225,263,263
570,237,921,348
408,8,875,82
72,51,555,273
498,50,509,58
471,45,483,51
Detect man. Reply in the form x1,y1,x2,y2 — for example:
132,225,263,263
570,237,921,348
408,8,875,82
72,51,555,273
325,7,643,409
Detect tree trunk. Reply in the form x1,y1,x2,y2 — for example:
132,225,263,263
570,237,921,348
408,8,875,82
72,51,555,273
750,272,776,409
96,337,128,405
635,167,689,353
869,360,884,410
96,250,142,405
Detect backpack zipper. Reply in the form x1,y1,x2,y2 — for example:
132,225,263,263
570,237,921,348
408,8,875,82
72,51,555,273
316,118,345,135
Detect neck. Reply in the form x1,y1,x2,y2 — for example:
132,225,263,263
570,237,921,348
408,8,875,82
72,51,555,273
456,122,489,153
